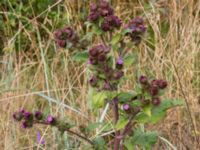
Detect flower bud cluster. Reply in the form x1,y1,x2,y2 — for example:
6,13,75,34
88,44,110,65
54,27,78,48
13,109,57,128
125,17,146,44
88,44,124,90
88,0,122,31
139,75,168,106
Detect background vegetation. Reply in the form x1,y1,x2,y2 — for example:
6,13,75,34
0,0,199,149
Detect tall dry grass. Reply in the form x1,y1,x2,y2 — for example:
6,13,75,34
0,0,200,149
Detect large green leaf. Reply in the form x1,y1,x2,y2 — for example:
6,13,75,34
136,99,184,124
118,92,136,103
150,99,184,123
124,138,135,150
131,128,158,150
135,112,149,123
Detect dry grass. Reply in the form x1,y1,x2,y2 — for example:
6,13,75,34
0,0,200,149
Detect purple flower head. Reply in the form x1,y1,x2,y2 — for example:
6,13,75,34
103,82,112,90
56,40,66,48
13,111,24,121
101,21,112,31
21,121,28,129
54,27,77,48
151,79,160,86
140,98,150,105
139,25,146,32
21,121,32,129
103,65,112,73
88,12,100,22
37,131,45,145
101,9,110,16
139,75,148,84
123,104,130,111
23,111,31,118
98,54,106,62
149,85,159,96
90,3,98,12
23,111,33,121
89,76,98,87
125,17,146,44
117,57,123,65
132,16,144,25
19,109,25,114
34,111,43,120
89,46,99,57
113,70,124,80
99,0,109,9
152,97,161,106
116,57,123,69
108,15,122,28
87,59,92,64
88,44,110,65
47,115,56,125
158,79,168,89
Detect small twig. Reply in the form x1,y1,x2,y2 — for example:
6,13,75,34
35,121,94,146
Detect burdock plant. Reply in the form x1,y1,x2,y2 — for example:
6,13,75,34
13,0,183,149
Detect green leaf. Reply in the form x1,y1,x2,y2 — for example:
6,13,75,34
124,53,138,67
143,105,152,117
135,112,149,123
93,137,106,150
150,111,166,124
150,99,184,123
136,99,184,124
131,128,158,149
153,99,184,112
131,100,142,107
93,25,103,35
115,118,129,130
92,92,107,108
86,122,103,132
124,138,135,150
118,92,136,103
122,28,131,35
73,51,89,62
111,33,121,45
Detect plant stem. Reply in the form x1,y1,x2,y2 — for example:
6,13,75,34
112,98,121,150
35,121,94,146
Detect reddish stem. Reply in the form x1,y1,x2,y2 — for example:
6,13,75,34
112,98,121,150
